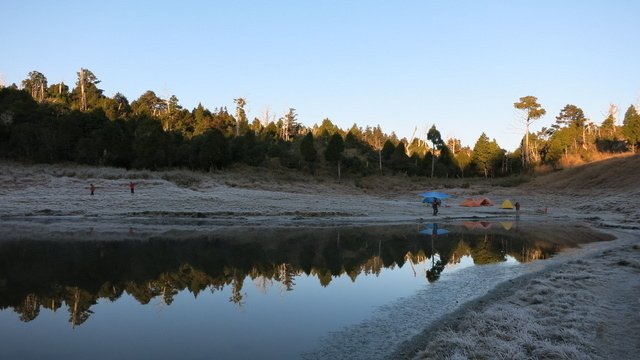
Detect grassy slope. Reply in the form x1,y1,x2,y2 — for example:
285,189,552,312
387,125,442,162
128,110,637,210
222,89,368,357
527,154,640,193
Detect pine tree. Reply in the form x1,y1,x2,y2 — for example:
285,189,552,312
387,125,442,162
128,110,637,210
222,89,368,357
555,104,587,150
427,125,444,178
601,114,616,140
21,71,47,102
472,133,502,177
282,108,298,141
300,132,317,165
233,98,247,137
514,96,546,167
75,68,101,111
325,133,345,179
622,105,640,152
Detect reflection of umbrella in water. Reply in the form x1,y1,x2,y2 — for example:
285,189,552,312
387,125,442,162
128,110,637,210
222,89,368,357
418,191,451,204
419,227,450,235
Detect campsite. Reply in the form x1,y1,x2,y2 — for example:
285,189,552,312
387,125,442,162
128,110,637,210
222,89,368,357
2,2,640,359
0,154,639,359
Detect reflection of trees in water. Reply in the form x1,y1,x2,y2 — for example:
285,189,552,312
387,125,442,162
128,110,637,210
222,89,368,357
470,234,508,265
229,271,245,307
275,263,296,292
16,294,40,322
68,287,94,328
0,225,611,326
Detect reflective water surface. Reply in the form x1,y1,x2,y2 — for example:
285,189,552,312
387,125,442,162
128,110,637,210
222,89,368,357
0,222,612,359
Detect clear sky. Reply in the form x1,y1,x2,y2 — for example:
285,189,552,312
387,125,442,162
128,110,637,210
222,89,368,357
2,0,639,151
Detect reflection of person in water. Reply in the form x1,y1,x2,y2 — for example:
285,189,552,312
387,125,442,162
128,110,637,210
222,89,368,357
426,260,445,282
426,223,446,282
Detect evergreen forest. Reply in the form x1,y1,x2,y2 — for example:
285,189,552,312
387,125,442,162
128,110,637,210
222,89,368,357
1,69,638,178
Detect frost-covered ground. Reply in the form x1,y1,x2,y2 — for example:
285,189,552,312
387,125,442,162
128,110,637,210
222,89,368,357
1,161,639,359
401,230,640,360
300,230,640,360
302,259,534,360
3,161,635,234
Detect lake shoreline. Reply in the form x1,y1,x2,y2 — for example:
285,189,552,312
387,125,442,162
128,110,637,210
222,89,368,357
389,228,640,359
1,161,639,359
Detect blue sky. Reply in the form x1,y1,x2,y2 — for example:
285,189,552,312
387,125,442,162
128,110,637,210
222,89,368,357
2,1,639,150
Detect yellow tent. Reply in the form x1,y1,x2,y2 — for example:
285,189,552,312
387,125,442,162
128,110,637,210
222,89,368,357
501,199,514,209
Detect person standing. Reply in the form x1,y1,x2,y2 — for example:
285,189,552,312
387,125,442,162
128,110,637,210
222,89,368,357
128,182,136,194
432,199,439,216
89,183,96,195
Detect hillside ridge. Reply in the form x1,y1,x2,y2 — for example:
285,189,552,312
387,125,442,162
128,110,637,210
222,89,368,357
527,154,640,192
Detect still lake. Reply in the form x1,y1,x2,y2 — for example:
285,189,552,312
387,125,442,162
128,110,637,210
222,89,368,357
0,222,612,359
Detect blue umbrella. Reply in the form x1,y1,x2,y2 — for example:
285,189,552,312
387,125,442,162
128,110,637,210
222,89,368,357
418,191,450,199
419,191,450,204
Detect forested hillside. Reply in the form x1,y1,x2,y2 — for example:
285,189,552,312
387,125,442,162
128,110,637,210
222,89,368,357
1,69,638,178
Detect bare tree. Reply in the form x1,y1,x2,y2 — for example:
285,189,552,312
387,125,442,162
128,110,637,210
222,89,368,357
282,108,298,141
76,68,100,111
233,97,247,136
372,125,384,170
79,69,86,110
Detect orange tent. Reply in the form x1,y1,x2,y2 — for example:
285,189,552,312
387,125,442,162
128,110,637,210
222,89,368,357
477,197,493,206
459,197,493,207
460,198,478,207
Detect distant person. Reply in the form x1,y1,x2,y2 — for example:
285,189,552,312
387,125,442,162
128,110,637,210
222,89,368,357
515,202,520,212
89,183,96,196
128,181,136,194
432,199,440,216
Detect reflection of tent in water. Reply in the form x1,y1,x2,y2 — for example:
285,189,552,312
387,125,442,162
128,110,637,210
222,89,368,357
500,199,514,209
462,221,493,230
500,221,514,230
459,197,493,207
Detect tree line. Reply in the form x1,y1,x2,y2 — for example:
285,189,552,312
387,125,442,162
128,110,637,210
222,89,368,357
514,96,640,167
1,69,638,178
